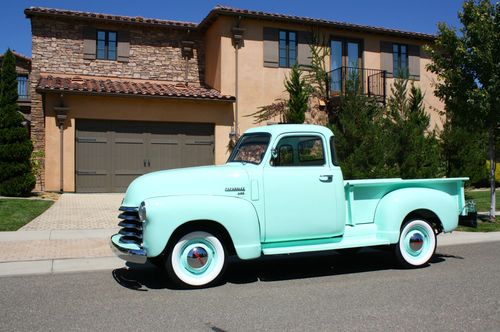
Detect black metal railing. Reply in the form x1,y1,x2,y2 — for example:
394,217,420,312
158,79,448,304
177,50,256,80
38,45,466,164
328,66,386,103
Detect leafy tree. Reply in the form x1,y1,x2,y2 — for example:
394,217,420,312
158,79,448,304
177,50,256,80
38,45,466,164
331,79,398,179
0,49,35,196
284,64,310,124
386,76,442,178
441,121,488,185
427,0,499,221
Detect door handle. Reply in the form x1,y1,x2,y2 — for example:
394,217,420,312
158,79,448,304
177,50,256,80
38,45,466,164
319,175,333,182
143,159,147,167
147,159,150,167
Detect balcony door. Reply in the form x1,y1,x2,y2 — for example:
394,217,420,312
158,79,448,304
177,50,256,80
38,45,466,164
330,39,362,93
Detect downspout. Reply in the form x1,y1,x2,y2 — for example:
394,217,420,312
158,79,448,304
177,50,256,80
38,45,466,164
54,94,69,193
232,22,245,138
59,125,63,192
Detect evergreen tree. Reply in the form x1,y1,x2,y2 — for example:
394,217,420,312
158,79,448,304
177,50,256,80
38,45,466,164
0,49,35,196
386,77,442,179
331,79,398,179
284,64,309,124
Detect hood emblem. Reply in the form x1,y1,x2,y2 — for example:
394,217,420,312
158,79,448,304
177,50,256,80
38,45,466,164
225,187,245,192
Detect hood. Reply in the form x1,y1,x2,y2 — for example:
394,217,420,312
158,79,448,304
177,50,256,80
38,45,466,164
121,164,250,208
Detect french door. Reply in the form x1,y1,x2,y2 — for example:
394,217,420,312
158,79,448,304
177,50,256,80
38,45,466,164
330,39,362,93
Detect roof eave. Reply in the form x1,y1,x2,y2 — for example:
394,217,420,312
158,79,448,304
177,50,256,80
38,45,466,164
199,8,435,42
36,87,236,103
24,8,197,30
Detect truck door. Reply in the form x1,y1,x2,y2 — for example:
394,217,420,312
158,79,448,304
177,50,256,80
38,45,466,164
263,134,343,242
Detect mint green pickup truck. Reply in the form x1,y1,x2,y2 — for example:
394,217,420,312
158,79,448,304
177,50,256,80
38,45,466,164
111,124,469,288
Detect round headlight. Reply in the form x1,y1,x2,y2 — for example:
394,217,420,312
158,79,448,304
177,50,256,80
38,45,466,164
138,202,147,222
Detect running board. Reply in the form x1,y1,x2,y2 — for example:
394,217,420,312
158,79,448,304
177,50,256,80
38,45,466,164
261,236,390,255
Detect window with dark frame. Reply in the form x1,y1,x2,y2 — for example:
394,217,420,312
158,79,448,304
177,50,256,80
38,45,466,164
272,135,325,167
16,75,28,99
279,30,297,68
96,30,117,60
392,43,408,78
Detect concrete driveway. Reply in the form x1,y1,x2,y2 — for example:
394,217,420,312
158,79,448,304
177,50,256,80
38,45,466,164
21,193,125,231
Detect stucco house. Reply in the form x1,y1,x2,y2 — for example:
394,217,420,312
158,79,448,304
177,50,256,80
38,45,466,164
25,5,442,193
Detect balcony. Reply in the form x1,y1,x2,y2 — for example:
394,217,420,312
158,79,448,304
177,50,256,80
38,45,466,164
328,66,387,104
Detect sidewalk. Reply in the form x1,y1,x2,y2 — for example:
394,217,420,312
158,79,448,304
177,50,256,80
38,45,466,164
0,228,124,277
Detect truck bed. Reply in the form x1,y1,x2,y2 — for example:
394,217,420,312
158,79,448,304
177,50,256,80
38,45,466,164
344,177,468,226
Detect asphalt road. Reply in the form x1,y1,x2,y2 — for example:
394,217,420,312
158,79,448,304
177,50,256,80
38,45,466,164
1,242,499,331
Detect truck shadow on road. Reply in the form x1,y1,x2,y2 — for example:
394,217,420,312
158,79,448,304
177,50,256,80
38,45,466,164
111,247,463,291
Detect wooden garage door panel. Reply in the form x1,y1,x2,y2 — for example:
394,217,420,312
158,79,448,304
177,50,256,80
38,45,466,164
76,120,214,192
111,122,147,192
76,121,111,192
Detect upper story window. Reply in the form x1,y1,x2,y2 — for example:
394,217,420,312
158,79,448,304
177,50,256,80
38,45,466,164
96,30,117,61
392,43,408,78
17,75,28,99
279,30,297,68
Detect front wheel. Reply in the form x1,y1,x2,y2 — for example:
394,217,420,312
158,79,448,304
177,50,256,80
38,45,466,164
395,219,436,268
165,231,227,288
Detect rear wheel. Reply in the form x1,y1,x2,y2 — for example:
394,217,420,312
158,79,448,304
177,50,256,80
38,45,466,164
165,231,227,288
395,219,436,268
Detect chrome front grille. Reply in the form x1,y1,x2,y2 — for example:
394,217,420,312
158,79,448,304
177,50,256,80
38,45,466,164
117,206,142,246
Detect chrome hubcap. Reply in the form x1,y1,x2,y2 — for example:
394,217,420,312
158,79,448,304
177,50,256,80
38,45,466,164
186,247,208,269
409,233,424,251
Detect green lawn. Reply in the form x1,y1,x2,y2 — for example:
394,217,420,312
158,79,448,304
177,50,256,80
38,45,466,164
0,199,54,231
465,189,499,212
457,217,500,232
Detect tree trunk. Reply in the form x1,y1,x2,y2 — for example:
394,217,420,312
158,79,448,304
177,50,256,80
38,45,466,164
488,125,496,222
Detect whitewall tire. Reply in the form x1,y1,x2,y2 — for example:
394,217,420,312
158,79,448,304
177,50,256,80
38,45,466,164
166,231,226,288
395,219,436,268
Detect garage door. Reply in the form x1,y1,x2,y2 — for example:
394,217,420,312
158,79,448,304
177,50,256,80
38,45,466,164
76,119,214,192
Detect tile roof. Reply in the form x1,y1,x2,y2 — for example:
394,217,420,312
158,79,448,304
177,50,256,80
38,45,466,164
200,5,435,41
24,7,197,29
25,5,435,41
0,51,31,62
37,76,235,102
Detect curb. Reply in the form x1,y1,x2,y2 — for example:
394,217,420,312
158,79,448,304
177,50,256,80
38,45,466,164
0,257,126,277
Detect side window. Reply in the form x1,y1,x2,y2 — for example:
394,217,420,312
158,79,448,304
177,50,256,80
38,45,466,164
272,135,325,167
392,43,408,78
279,30,297,68
96,30,117,61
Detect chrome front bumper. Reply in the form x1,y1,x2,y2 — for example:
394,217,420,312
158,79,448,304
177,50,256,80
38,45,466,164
110,206,147,264
110,234,147,264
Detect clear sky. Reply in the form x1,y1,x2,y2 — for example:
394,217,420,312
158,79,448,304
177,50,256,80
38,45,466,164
1,0,465,57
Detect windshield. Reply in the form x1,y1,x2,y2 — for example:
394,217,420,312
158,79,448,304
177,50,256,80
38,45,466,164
228,133,271,165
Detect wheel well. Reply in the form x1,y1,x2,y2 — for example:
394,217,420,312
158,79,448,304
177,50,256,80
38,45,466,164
164,220,237,256
403,209,443,234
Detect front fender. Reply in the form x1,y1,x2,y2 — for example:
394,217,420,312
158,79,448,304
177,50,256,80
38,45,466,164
142,195,262,260
374,188,459,243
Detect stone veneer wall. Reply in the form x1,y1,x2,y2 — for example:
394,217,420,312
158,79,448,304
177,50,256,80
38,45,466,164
31,17,204,82
29,16,205,190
